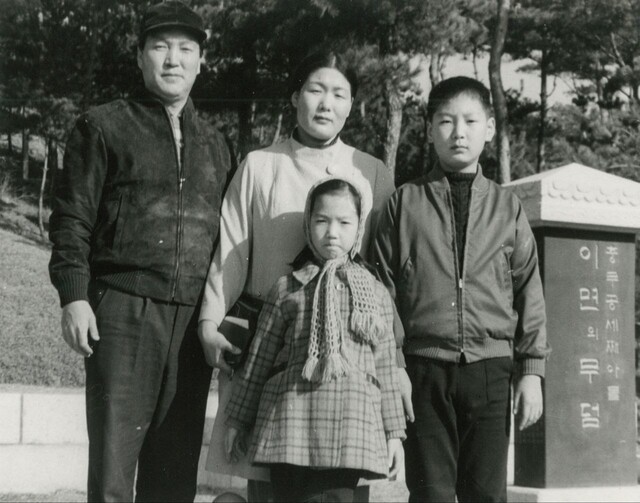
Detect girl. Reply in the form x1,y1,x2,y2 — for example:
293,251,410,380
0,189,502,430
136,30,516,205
224,178,406,503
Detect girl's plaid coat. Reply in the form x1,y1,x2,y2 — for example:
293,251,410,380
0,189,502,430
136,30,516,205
225,261,406,478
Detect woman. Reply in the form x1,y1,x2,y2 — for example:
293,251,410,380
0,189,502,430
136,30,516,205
199,50,405,501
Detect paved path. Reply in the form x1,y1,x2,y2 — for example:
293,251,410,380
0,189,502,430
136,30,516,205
0,480,410,502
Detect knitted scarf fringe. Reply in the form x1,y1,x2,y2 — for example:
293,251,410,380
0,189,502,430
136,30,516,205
349,308,385,345
302,352,351,383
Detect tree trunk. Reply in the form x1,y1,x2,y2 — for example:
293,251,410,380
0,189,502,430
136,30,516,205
38,138,50,240
22,129,29,180
489,0,511,184
7,131,13,154
595,57,604,103
472,45,480,80
537,51,548,173
49,142,59,198
437,53,447,82
272,112,283,145
429,51,441,86
419,103,432,175
237,46,258,159
237,102,253,160
383,82,403,180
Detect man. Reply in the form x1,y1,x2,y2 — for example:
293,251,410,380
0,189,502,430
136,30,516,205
48,2,235,501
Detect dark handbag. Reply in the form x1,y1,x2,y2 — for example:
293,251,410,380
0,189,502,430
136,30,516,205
220,295,263,369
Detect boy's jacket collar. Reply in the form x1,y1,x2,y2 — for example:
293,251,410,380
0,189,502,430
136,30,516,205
427,163,490,193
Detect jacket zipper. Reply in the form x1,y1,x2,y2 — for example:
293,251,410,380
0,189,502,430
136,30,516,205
445,187,466,357
459,182,475,359
164,108,185,301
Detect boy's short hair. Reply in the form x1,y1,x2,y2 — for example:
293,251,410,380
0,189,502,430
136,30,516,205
426,76,493,122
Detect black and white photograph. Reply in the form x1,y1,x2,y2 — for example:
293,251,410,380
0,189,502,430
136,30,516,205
0,1,639,502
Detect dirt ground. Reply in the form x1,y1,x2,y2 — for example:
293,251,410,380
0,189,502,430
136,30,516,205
0,480,410,502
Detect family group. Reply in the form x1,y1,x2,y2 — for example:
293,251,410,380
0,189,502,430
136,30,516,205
47,2,550,502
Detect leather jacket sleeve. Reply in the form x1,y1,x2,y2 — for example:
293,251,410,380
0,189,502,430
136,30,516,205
49,116,108,307
371,192,406,367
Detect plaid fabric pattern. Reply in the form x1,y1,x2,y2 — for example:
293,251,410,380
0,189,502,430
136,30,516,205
225,262,406,478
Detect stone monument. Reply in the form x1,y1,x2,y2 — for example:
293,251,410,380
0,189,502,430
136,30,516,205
505,164,640,501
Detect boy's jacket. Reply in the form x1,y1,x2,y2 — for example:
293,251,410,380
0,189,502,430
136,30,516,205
373,166,550,376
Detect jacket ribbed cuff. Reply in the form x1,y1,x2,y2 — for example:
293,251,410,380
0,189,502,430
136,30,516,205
386,430,407,441
519,358,545,378
396,347,406,368
55,274,90,307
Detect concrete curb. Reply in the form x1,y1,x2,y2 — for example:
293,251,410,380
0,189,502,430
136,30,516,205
0,385,245,494
0,385,521,495
3,385,640,501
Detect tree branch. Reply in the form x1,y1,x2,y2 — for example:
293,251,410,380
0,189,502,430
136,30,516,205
609,32,627,67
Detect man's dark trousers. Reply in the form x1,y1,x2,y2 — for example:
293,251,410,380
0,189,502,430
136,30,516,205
404,355,512,503
85,284,212,502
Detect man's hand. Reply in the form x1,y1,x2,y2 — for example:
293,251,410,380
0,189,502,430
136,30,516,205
514,374,543,431
398,367,415,422
198,320,241,374
387,438,404,479
61,300,99,357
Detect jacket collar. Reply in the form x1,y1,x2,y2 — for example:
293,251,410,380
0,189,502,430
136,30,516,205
131,86,196,121
426,162,490,193
292,261,321,286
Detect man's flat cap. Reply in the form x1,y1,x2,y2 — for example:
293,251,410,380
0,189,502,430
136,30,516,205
139,1,207,44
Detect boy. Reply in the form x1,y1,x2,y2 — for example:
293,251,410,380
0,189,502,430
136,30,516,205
372,76,550,502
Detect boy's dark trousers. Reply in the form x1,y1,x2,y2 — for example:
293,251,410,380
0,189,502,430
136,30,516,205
84,285,212,502
404,355,512,503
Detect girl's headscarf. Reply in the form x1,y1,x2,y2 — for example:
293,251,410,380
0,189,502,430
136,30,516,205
300,177,386,383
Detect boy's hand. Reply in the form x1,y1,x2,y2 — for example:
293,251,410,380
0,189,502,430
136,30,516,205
61,300,100,357
398,368,415,422
514,374,543,431
387,438,404,479
224,426,247,463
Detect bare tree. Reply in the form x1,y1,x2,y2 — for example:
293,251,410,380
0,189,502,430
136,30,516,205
38,139,50,240
489,0,511,183
383,78,404,175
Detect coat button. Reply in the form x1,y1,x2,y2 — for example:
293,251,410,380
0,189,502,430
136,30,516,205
336,283,345,290
326,165,337,175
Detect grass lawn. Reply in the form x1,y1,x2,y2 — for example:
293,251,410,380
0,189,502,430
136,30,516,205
0,223,84,386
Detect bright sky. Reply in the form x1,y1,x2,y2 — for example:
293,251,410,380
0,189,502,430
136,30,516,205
412,53,579,105
447,53,578,105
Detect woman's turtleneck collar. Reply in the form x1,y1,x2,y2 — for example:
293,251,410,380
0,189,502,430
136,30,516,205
292,127,340,149
288,129,345,174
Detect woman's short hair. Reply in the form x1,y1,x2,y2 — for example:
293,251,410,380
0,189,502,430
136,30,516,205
288,50,359,99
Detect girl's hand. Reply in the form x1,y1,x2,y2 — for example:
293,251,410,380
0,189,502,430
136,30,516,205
224,427,247,463
387,438,404,479
398,368,415,422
